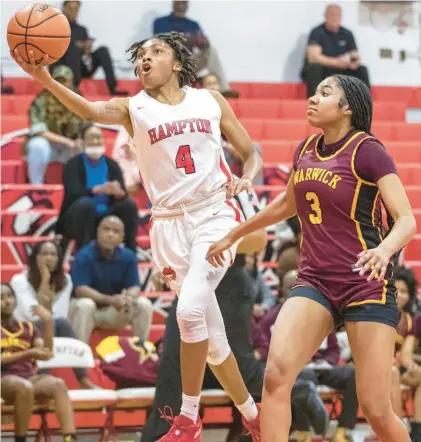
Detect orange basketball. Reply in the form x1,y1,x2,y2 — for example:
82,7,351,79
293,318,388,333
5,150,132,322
7,3,71,65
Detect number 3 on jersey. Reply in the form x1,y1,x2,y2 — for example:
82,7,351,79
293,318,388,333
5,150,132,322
305,192,322,224
175,145,196,174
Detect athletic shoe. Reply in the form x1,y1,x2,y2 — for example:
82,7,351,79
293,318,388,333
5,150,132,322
242,403,261,441
157,406,202,441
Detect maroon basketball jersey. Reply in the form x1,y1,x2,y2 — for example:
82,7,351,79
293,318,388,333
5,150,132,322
293,130,393,299
1,321,40,379
395,312,412,352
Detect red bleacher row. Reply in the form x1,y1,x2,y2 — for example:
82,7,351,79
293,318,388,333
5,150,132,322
3,114,421,141
2,77,421,105
0,95,413,122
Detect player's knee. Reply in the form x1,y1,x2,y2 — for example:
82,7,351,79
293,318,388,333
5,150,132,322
359,393,391,425
264,357,295,395
176,298,207,343
207,336,231,366
15,378,35,400
51,377,68,394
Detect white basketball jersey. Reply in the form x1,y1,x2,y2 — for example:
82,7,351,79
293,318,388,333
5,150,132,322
128,86,233,208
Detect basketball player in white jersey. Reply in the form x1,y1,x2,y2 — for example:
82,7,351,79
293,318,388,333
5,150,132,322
12,32,263,440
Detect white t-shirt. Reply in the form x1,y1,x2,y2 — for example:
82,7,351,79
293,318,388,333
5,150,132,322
11,271,73,322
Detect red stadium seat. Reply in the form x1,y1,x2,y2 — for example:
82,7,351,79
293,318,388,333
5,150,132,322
2,77,42,95
278,100,308,119
264,120,308,141
79,79,109,96
371,86,414,104
397,164,421,186
393,123,421,142
259,140,297,162
1,95,34,116
249,83,298,99
371,122,394,141
229,82,252,99
1,116,28,134
405,235,421,261
415,209,421,228
373,102,407,121
1,160,25,184
235,99,282,118
386,142,421,163
406,186,421,208
239,119,265,140
410,87,421,107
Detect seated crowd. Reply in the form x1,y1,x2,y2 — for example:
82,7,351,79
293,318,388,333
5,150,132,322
2,2,418,441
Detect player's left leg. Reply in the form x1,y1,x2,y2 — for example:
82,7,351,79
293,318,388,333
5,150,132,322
176,241,260,437
345,321,411,442
31,375,76,441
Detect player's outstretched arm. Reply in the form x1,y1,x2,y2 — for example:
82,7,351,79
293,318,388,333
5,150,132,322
207,177,297,267
11,50,132,134
210,90,263,199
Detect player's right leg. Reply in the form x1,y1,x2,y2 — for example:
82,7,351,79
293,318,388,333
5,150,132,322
1,375,35,441
262,287,335,442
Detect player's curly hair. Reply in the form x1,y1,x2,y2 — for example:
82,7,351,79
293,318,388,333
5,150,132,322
333,74,373,134
127,32,197,88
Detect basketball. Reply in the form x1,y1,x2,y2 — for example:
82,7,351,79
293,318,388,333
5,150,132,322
7,3,71,65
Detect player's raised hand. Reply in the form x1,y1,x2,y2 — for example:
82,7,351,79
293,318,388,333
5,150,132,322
355,247,391,282
10,49,51,83
206,235,234,268
226,177,253,200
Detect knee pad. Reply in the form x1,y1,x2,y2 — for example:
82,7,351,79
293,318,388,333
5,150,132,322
206,334,231,366
176,300,208,343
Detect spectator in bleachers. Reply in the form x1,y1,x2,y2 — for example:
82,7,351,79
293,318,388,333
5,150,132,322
10,240,95,389
57,0,127,96
394,266,421,442
1,283,77,442
69,215,153,344
153,1,228,89
297,334,358,442
301,4,370,98
142,191,328,441
56,124,138,251
244,253,276,320
26,65,85,184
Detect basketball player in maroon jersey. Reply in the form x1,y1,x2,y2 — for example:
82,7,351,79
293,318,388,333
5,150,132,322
1,283,77,442
207,75,417,441
11,32,263,440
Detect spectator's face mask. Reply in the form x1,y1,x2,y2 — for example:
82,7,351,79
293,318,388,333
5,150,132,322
85,146,105,160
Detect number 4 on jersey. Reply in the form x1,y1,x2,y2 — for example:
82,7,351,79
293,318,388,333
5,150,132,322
175,145,196,174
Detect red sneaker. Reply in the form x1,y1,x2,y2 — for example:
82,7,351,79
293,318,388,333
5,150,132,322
157,406,202,441
242,403,261,441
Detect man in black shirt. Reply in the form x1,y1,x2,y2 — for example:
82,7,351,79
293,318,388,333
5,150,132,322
141,190,329,441
301,4,370,97
53,1,126,96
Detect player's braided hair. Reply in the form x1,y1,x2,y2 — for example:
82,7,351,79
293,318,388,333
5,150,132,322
333,74,373,134
127,32,197,88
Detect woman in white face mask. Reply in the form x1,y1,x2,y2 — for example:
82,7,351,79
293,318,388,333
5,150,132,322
56,124,139,252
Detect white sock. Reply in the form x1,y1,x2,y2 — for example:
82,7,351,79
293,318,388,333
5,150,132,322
180,393,200,423
236,394,258,422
